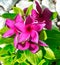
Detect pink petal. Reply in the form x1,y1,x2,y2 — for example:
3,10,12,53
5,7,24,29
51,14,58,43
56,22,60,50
17,41,30,50
6,19,14,29
15,22,25,32
33,23,45,31
31,30,38,43
38,40,48,46
25,15,33,25
14,34,19,48
45,20,52,30
31,9,38,20
3,29,14,38
15,14,24,23
35,1,42,14
29,43,39,53
43,8,52,20
19,32,30,42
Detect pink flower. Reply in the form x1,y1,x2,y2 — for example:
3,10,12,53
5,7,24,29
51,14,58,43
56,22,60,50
14,15,47,53
3,14,47,53
15,15,45,43
3,14,23,43
14,38,48,53
31,1,52,30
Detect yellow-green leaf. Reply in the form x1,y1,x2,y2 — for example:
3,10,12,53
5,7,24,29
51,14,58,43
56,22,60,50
39,30,47,40
13,7,24,15
38,59,46,65
26,4,33,16
44,47,56,60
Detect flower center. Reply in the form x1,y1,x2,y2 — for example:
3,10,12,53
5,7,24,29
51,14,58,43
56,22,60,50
26,25,32,32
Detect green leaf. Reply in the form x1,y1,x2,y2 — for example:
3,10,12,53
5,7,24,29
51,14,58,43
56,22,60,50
25,49,43,65
56,60,60,65
38,59,46,65
43,59,50,65
0,44,15,56
51,12,58,20
3,44,15,54
14,62,19,65
26,4,33,16
0,34,2,39
4,56,13,65
2,13,17,20
16,50,23,59
13,7,24,15
0,37,13,44
39,30,47,40
0,26,9,34
44,47,56,60
45,30,60,59
0,26,13,44
15,52,26,63
20,62,29,65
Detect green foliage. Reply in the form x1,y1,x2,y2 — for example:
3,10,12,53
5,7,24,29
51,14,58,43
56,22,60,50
0,37,13,44
0,26,13,44
13,7,24,15
20,62,29,65
51,12,58,20
2,13,17,20
0,10,60,65
56,60,60,65
0,44,15,65
14,62,19,65
25,49,43,65
0,26,60,65
0,26,9,34
26,4,33,16
38,59,46,65
44,28,60,65
45,30,60,59
44,47,56,60
39,30,47,40
0,44,15,56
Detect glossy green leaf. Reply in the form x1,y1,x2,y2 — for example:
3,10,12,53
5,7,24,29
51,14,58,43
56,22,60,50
51,12,58,20
44,47,56,60
2,13,17,20
16,54,26,63
3,44,15,54
45,30,60,59
26,4,33,16
16,50,23,59
25,49,43,65
38,59,46,65
13,7,24,15
43,59,50,65
39,30,47,40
